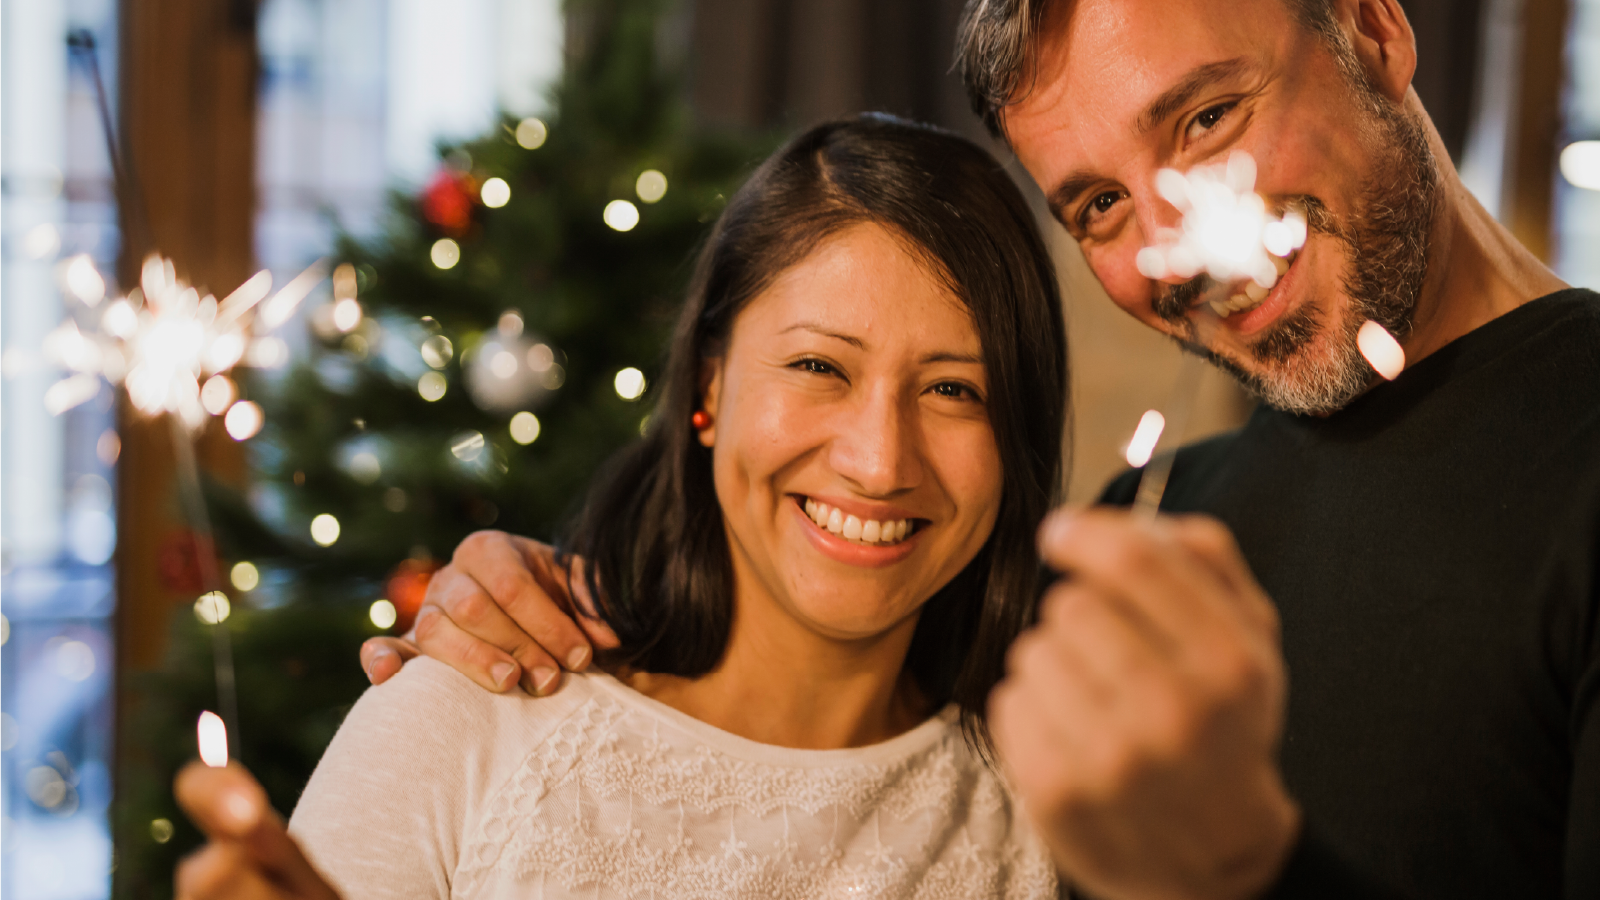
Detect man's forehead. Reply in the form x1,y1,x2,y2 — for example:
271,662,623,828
1006,0,1293,172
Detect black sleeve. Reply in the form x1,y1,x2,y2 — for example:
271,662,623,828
1566,589,1600,898
1096,466,1142,507
1259,824,1410,900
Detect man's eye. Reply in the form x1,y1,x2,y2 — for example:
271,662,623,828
1079,190,1127,228
1187,102,1236,139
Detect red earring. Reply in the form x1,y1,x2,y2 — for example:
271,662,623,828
691,410,712,430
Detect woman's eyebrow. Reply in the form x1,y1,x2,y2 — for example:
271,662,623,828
921,351,983,365
779,322,865,348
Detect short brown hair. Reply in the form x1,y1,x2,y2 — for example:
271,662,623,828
956,0,1341,136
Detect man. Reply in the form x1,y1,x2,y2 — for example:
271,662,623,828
358,1,1597,897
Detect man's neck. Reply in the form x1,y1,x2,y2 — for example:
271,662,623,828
1402,106,1567,364
626,606,927,751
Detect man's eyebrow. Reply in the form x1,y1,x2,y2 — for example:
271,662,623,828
1047,171,1109,222
1137,57,1250,134
779,322,864,348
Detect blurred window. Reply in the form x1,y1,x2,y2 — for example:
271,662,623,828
1,1,121,897
1556,0,1600,287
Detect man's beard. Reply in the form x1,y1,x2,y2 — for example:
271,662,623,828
1156,89,1439,416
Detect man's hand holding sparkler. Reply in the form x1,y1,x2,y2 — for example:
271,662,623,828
173,762,340,900
991,509,1300,900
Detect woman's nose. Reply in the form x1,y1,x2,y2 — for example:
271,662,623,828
827,388,922,497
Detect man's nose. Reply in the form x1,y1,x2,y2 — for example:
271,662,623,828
1132,188,1190,285
827,387,922,498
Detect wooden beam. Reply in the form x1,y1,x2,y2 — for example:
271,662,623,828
1506,0,1570,261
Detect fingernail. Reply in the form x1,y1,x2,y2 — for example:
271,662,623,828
566,646,591,671
532,666,559,695
222,790,260,831
490,662,517,690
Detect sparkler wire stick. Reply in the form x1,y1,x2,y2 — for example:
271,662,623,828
169,415,242,751
1131,302,1223,519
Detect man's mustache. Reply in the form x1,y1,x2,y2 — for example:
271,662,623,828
1150,195,1340,325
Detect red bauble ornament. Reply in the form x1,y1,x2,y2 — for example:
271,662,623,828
420,169,479,237
385,557,442,633
157,529,216,596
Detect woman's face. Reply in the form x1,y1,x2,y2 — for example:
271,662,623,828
701,223,1004,645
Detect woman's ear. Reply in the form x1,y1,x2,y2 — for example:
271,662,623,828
697,358,723,448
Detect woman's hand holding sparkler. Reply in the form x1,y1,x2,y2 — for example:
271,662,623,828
173,762,340,900
990,508,1300,900
361,531,619,695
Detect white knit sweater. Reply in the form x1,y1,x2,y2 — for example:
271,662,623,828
288,657,1057,899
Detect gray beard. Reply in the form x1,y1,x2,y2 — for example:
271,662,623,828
1157,94,1440,416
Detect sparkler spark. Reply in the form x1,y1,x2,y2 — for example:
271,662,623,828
198,711,229,767
43,255,326,431
1357,320,1406,380
1135,150,1306,291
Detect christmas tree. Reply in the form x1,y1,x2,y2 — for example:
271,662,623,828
113,2,770,895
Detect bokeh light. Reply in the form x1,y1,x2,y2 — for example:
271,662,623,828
418,371,448,401
198,711,229,767
1358,320,1406,381
333,298,363,332
194,591,231,625
603,199,640,232
1124,410,1166,468
54,640,96,681
150,819,175,844
1560,141,1600,191
636,170,668,203
510,411,541,444
516,117,548,149
230,561,260,592
431,238,461,269
310,514,341,547
200,374,236,415
421,335,454,369
481,177,511,208
614,367,647,400
369,599,398,629
224,400,264,440
451,431,486,461
64,254,106,304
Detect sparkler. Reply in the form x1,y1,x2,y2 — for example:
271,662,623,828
43,254,328,756
1128,150,1304,517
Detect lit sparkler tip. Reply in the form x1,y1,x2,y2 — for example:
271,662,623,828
1357,320,1405,380
198,710,229,767
259,259,329,330
1125,409,1167,468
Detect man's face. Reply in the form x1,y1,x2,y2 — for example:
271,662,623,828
1004,0,1437,414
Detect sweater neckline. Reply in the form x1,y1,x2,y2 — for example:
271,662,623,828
582,672,960,769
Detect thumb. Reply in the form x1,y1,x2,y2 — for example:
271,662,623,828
175,761,339,899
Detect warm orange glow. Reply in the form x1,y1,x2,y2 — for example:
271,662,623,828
1358,320,1405,381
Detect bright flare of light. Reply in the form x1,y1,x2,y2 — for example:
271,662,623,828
481,177,511,208
224,400,264,440
451,431,486,461
418,371,448,401
1137,151,1305,290
1357,320,1406,381
197,711,229,767
421,335,454,369
25,223,60,260
516,117,548,149
55,640,96,681
509,411,541,444
614,367,647,400
636,170,668,203
200,375,236,415
369,599,398,629
310,514,341,547
526,343,554,372
230,561,260,592
603,199,640,232
498,311,523,337
65,255,106,305
194,591,231,625
431,238,461,270
43,255,323,428
490,350,518,379
45,375,101,415
332,298,363,332
1124,409,1167,468
1560,141,1600,191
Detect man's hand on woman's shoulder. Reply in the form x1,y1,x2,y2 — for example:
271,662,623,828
360,530,619,695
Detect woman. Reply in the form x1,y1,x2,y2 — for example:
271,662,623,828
176,113,1068,899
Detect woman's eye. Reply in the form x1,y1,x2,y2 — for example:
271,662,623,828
793,358,836,376
931,382,978,401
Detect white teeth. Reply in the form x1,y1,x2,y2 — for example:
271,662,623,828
1210,299,1230,317
1274,253,1291,275
1245,281,1269,301
802,499,913,546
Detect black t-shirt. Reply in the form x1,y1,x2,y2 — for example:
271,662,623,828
1100,289,1600,899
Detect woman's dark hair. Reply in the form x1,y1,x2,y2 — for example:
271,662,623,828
567,113,1068,752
